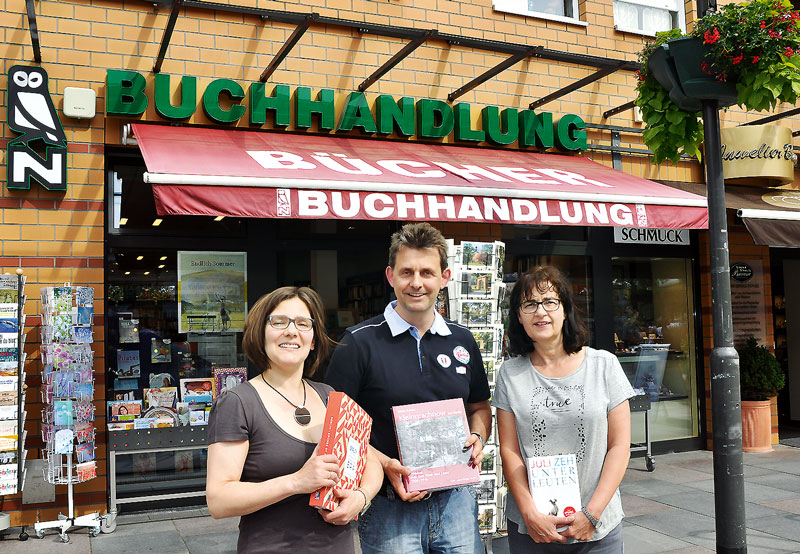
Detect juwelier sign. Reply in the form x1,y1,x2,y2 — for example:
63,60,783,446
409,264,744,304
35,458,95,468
105,69,588,152
6,66,68,191
720,125,795,187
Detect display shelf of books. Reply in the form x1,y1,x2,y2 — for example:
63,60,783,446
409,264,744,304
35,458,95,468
34,284,103,542
342,272,388,323
0,271,28,515
443,240,508,537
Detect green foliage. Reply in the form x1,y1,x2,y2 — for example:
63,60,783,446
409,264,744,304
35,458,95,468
692,0,800,111
739,335,786,401
635,0,800,163
635,29,704,164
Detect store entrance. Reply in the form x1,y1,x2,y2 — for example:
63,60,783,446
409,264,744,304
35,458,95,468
771,254,800,443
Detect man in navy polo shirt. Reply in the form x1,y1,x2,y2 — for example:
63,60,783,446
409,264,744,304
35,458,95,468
325,222,492,554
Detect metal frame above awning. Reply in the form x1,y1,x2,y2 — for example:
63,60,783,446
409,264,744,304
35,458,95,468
142,0,640,106
25,0,41,63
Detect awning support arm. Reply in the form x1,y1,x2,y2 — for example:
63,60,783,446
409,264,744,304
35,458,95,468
530,61,629,110
153,0,184,73
603,100,635,119
742,106,800,126
260,13,318,82
358,30,433,92
448,47,539,102
25,0,41,63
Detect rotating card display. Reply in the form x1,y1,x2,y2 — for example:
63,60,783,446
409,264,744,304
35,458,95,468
0,271,27,496
444,239,508,535
40,285,97,485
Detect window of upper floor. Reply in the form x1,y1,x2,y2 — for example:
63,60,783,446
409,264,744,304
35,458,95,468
613,0,686,36
493,0,585,26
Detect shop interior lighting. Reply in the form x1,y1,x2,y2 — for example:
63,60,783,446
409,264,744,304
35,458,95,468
214,216,225,221
136,256,144,260
152,219,163,226
158,264,165,269
160,256,167,260
144,271,150,275
124,271,131,275
119,218,128,225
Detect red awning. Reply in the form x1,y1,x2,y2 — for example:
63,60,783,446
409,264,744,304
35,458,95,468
133,124,708,229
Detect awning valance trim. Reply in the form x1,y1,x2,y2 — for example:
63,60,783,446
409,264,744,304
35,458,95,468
142,172,707,207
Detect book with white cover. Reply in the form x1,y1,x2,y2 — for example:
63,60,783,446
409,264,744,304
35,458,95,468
526,454,582,526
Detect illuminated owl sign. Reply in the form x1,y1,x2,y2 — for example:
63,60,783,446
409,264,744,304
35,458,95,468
6,66,67,191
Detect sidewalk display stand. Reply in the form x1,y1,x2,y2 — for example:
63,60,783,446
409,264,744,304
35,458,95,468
34,285,103,542
0,270,29,540
629,393,655,471
443,240,507,545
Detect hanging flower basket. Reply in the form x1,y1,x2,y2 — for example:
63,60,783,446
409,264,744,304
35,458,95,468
646,41,703,112
635,0,800,164
664,37,738,105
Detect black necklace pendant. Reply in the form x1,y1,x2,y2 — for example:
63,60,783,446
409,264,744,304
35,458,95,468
294,407,312,426
261,373,312,426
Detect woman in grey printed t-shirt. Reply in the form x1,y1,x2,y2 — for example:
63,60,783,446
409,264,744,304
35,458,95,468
493,266,634,553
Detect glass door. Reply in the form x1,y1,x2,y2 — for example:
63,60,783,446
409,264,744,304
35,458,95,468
612,257,699,441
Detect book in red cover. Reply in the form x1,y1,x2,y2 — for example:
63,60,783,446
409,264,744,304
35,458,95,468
309,391,373,513
392,398,480,492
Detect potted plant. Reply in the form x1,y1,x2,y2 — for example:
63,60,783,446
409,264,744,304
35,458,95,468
635,0,800,164
738,335,786,452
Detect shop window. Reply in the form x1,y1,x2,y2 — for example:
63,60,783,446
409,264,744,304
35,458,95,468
107,246,247,508
493,0,582,23
612,257,698,442
613,0,684,36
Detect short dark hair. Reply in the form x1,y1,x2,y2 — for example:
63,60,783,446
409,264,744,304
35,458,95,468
388,222,448,271
242,286,333,377
507,266,588,356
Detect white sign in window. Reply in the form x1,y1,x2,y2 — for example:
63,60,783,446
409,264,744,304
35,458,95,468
494,0,581,22
613,0,684,36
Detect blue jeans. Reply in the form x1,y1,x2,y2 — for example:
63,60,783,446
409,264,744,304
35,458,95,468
358,486,482,554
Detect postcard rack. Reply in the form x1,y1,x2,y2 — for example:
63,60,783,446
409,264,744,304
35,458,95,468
0,270,28,538
34,285,103,543
443,240,508,539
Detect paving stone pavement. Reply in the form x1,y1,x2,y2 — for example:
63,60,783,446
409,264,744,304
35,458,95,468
1,445,799,553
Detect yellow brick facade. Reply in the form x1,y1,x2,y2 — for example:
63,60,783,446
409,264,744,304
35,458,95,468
1,0,794,524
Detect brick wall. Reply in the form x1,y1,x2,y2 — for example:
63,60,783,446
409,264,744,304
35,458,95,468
699,213,778,450
1,0,796,524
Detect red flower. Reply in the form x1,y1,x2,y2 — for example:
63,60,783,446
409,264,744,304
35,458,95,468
704,27,721,44
760,20,767,28
752,55,760,63
732,53,744,64
785,46,795,56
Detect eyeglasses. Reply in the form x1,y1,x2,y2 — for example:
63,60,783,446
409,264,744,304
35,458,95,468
520,298,561,314
267,315,314,332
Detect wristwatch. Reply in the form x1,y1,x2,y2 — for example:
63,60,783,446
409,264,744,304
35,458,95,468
582,506,602,528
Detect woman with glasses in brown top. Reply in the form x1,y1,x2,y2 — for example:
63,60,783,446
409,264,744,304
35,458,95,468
206,286,382,554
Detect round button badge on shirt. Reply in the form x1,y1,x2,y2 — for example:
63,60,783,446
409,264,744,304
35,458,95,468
437,354,451,367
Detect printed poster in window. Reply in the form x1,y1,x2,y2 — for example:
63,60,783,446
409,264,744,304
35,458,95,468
177,251,247,334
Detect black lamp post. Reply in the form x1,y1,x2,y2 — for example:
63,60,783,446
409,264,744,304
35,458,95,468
694,1,747,550
701,98,747,554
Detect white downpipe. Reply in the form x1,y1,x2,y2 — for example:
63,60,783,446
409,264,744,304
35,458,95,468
737,208,800,221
